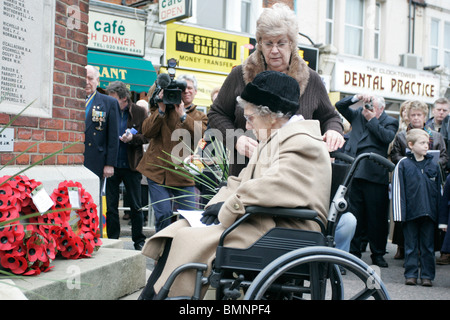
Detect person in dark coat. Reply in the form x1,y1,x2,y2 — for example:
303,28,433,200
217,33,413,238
104,81,148,250
336,94,398,267
84,65,119,180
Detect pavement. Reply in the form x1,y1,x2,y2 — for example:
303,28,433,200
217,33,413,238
116,211,450,301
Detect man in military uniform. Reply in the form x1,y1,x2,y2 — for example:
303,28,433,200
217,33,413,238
84,65,119,180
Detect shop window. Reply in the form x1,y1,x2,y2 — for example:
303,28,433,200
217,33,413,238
444,22,450,70
325,0,335,45
344,0,364,56
374,2,381,60
241,0,251,33
196,0,226,30
430,18,439,66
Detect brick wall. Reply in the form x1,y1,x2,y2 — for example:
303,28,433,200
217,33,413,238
0,0,89,167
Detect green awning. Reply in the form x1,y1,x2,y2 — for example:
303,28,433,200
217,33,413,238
87,50,157,93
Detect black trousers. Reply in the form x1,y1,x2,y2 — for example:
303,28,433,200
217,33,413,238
349,178,390,259
106,168,146,246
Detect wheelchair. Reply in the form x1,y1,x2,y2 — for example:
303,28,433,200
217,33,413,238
154,152,394,300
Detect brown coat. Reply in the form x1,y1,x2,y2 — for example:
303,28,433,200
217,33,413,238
141,119,332,298
137,105,208,186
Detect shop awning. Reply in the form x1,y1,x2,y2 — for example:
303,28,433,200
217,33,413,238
87,50,157,93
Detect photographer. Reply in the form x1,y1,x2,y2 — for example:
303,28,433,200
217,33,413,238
137,74,208,232
336,94,398,267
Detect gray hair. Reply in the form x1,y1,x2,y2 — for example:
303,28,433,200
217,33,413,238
85,65,100,79
373,96,386,109
236,96,291,119
106,81,131,101
177,74,198,90
255,3,299,52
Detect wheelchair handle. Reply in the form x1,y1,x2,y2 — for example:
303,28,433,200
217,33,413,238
329,151,354,164
368,152,395,172
340,152,394,188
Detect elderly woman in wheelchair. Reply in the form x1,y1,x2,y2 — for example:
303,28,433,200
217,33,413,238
138,71,387,300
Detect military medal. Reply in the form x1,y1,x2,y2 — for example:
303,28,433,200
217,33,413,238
92,106,105,131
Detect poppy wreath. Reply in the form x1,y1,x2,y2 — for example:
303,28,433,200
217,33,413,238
0,176,103,275
49,180,102,259
0,175,55,275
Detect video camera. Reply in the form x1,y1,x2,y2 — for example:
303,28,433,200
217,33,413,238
150,73,187,109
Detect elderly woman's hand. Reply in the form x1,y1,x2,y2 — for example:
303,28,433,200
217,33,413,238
322,130,345,152
236,136,258,159
200,202,224,225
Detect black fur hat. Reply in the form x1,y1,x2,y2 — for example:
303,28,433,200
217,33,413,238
240,70,300,115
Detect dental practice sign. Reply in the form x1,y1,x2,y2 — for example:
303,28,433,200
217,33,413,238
333,56,440,104
88,11,145,56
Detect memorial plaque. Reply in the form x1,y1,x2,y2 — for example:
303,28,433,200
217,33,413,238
0,0,55,117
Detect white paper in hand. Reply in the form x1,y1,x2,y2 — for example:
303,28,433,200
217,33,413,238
177,209,212,228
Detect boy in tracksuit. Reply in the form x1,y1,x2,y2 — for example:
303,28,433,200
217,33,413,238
392,129,441,287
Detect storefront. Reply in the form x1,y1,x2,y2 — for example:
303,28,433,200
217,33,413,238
87,3,157,100
163,22,319,110
87,50,157,94
330,56,441,117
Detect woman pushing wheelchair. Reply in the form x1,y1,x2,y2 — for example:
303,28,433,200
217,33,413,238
138,71,333,300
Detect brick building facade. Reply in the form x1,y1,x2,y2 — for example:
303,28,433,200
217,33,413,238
1,0,98,202
1,0,88,167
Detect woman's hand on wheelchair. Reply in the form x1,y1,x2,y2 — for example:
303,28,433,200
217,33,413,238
201,202,224,225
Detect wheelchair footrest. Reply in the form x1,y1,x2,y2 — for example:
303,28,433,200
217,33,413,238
215,228,326,274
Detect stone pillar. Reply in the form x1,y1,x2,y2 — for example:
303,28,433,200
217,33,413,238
0,0,99,203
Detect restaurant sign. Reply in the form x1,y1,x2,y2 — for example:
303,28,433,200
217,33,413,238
88,11,145,56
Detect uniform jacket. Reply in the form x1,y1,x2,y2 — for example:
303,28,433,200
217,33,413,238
141,119,332,298
137,105,208,186
389,127,448,167
207,49,343,177
392,152,441,222
119,102,148,171
336,96,398,185
84,91,119,179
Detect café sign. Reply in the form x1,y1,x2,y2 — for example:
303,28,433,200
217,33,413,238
333,56,440,104
88,11,145,56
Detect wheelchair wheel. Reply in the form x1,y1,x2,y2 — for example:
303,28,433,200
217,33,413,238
244,247,390,300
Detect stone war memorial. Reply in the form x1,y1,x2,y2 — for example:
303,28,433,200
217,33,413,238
0,0,145,299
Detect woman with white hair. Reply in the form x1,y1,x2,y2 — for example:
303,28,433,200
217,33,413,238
207,3,344,177
138,71,332,300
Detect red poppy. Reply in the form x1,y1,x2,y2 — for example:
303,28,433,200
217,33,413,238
26,234,45,263
45,237,57,260
0,253,28,275
0,225,19,251
7,242,26,257
10,222,25,242
0,182,14,197
0,206,19,222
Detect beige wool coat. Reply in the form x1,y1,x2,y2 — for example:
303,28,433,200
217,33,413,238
141,119,332,298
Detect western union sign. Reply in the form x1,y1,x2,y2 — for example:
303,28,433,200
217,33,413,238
166,23,253,74
176,31,237,60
